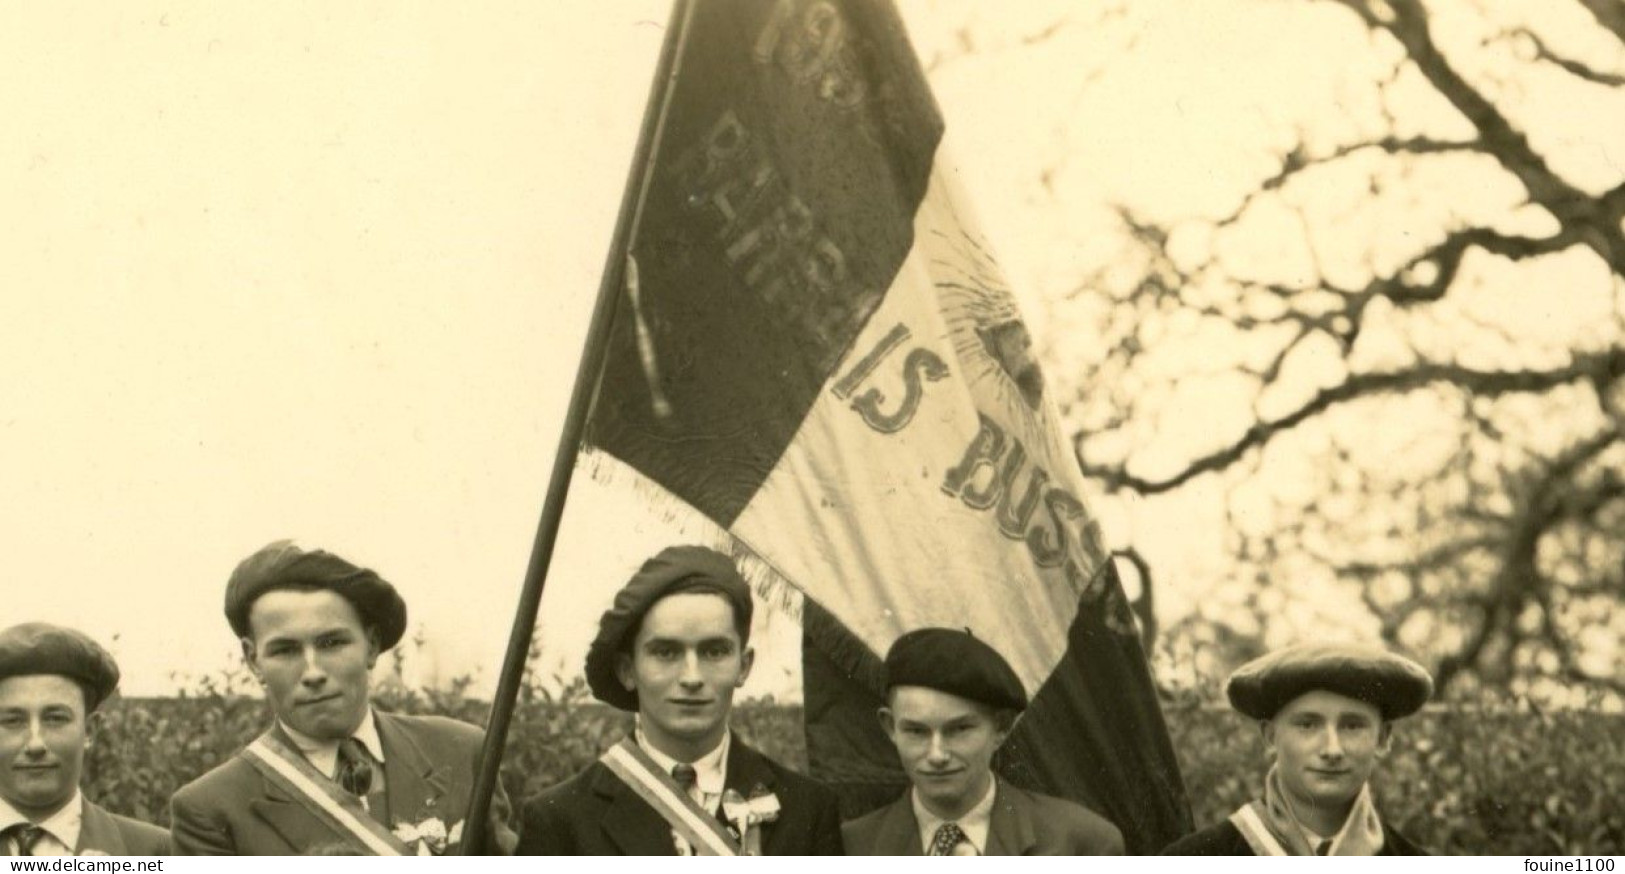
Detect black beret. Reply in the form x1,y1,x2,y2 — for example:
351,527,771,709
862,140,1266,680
585,545,753,711
884,627,1028,712
1226,643,1433,721
0,623,121,712
225,541,408,651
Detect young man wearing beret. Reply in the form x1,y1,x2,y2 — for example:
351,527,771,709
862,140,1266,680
0,622,170,856
843,627,1124,855
168,541,513,855
1160,642,1433,856
517,545,844,855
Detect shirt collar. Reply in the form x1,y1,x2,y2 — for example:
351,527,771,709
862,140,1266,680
0,788,84,853
634,725,730,797
279,708,386,778
912,775,997,854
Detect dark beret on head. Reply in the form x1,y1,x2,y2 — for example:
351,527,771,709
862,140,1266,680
225,541,408,651
0,623,121,712
585,545,753,711
1226,643,1434,721
884,627,1028,713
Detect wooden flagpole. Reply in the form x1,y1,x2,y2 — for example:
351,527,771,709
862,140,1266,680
459,0,696,852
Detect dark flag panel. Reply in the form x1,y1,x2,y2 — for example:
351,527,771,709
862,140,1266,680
586,0,942,525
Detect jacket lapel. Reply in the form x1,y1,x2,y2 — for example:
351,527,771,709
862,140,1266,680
375,711,449,827
871,794,925,856
75,801,127,855
592,763,681,855
593,734,771,855
247,722,403,853
984,782,1038,857
250,776,348,853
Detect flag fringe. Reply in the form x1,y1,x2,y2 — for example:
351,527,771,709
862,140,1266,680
577,448,806,624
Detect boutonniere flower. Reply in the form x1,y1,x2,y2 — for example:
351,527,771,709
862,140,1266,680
392,816,462,855
722,787,781,856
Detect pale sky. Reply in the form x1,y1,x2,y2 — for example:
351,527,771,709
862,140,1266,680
5,1,1617,697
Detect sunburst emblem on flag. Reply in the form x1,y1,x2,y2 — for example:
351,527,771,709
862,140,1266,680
927,203,1056,456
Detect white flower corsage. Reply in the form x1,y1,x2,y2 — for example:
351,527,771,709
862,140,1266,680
721,788,781,856
392,817,463,855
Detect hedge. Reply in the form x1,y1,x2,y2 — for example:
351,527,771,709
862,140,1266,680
81,679,1621,854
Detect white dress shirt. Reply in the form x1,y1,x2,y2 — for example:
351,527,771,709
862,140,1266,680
635,726,730,814
280,708,387,784
912,777,996,855
0,789,82,856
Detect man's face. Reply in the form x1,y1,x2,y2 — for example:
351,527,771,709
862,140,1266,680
244,589,379,741
1265,690,1391,812
617,593,753,756
881,686,1008,819
0,675,90,818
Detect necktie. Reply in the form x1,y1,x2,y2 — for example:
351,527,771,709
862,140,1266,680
3,823,44,856
336,737,375,797
665,764,703,855
1315,839,1332,856
671,763,699,800
928,822,969,856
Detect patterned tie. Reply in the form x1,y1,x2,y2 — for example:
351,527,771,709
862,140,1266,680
3,823,44,856
928,822,969,856
336,737,375,797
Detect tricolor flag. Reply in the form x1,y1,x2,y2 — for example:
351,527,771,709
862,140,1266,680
581,0,1190,852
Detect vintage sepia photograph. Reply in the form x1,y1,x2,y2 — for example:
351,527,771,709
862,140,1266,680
3,0,1621,858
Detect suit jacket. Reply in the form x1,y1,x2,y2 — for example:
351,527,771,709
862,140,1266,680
169,711,513,855
842,780,1124,856
517,735,844,855
1159,819,1426,856
77,801,171,855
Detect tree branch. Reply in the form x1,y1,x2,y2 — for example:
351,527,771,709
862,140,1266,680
1510,28,1625,87
1326,0,1625,267
1574,0,1625,46
1220,136,1479,229
1080,349,1625,494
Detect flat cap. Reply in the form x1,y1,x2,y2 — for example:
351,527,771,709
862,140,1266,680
1226,643,1433,721
225,541,408,651
884,627,1028,712
0,623,121,712
585,545,753,711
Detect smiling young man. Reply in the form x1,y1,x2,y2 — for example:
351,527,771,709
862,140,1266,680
0,623,169,856
168,541,512,855
843,627,1123,855
516,545,844,855
1160,643,1433,856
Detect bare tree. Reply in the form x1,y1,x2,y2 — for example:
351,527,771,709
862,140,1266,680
1059,0,1625,699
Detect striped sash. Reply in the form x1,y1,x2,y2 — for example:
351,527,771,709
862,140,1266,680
598,738,739,856
241,731,412,856
1230,803,1291,857
1230,768,1387,856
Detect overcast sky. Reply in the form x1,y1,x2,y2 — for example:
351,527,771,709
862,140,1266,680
5,1,1615,698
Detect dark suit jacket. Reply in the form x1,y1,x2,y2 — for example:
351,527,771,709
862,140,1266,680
169,711,513,855
517,736,844,855
78,801,171,855
842,780,1124,856
1159,819,1426,855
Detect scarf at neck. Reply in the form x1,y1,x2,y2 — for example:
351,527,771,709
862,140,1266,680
1231,766,1385,856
